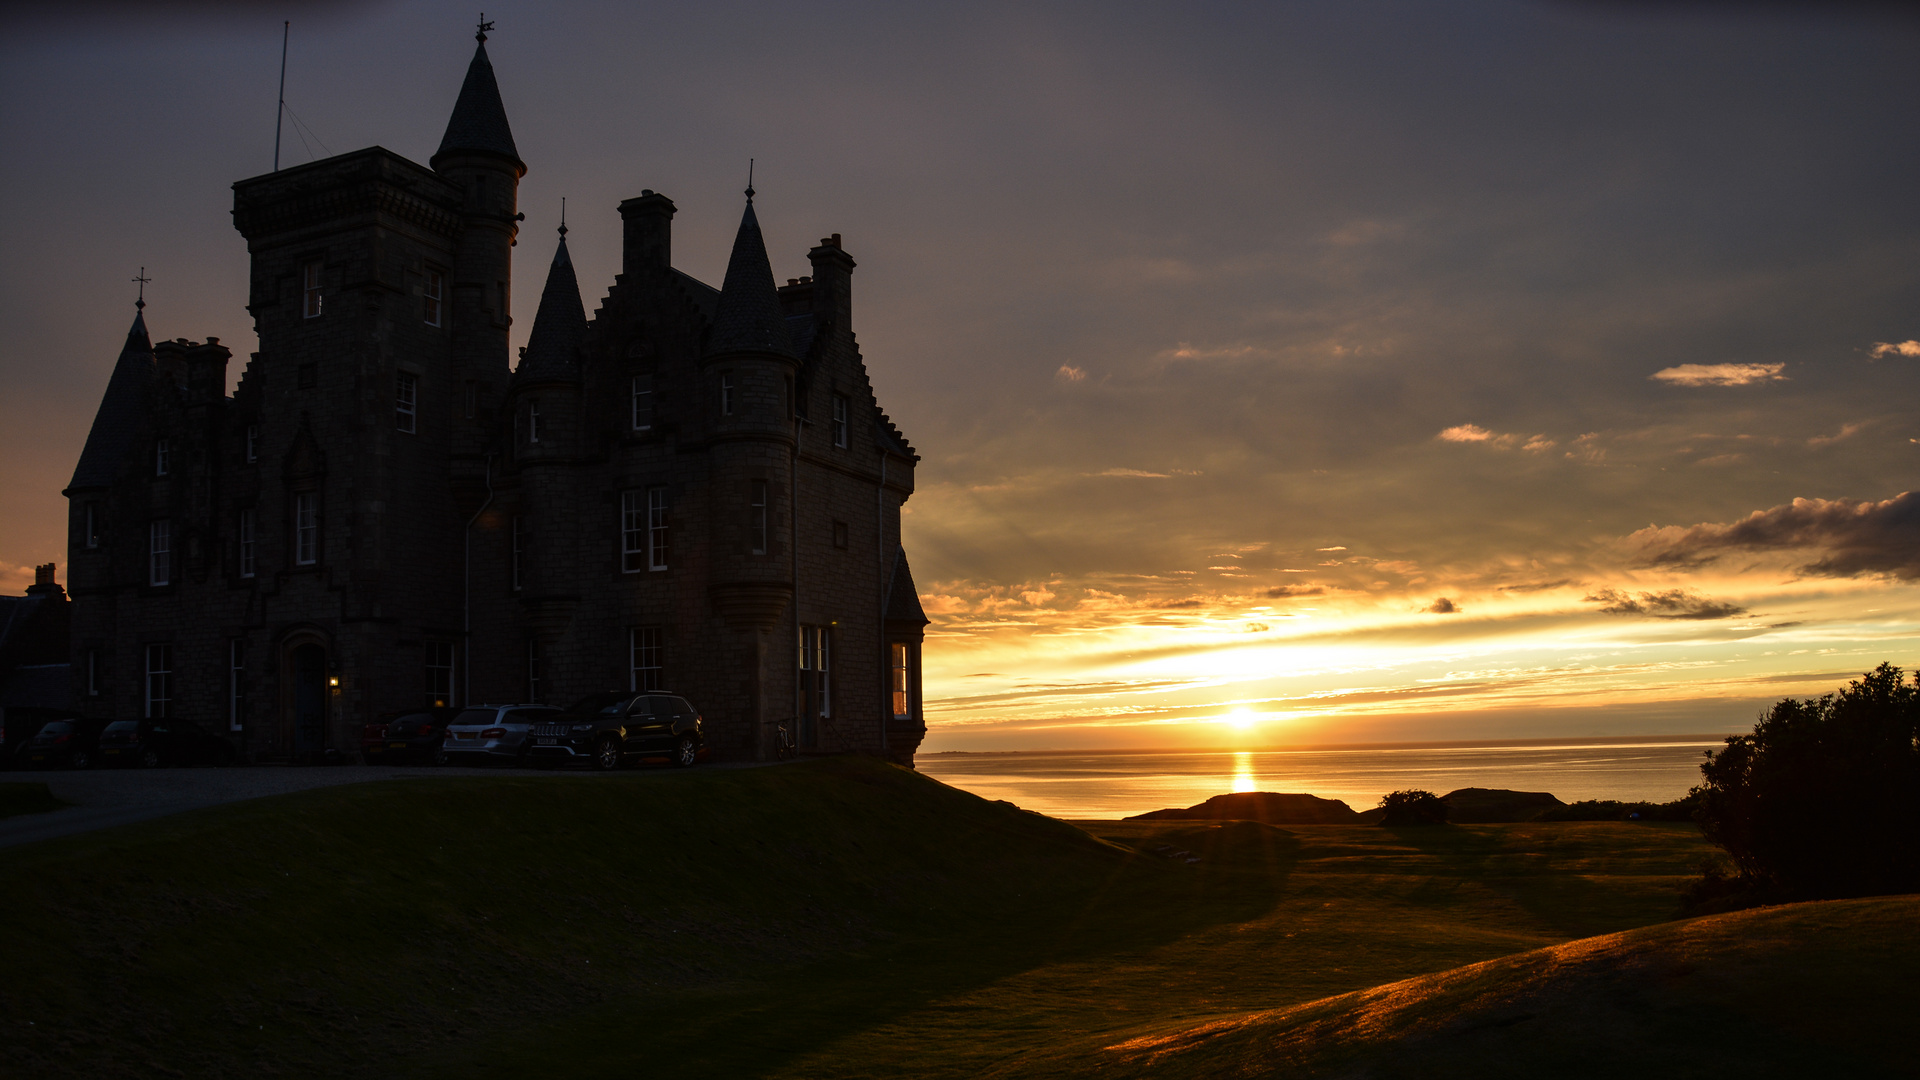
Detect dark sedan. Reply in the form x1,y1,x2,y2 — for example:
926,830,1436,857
95,719,238,768
363,708,458,765
14,719,111,770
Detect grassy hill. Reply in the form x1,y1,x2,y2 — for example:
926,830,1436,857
0,757,1813,1078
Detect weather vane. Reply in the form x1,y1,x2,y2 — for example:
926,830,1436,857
746,158,755,202
132,267,151,311
476,14,494,43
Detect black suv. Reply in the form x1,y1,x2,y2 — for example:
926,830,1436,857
530,692,706,770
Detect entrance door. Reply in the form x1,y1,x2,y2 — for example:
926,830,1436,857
291,643,327,759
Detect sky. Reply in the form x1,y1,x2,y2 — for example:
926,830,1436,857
5,0,1920,751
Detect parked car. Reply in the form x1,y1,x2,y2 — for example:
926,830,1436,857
363,708,458,765
14,718,111,770
440,704,561,765
95,719,238,767
529,691,706,770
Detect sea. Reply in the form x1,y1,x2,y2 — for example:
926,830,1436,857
915,737,1729,819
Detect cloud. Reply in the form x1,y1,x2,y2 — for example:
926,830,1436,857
1807,421,1867,448
1648,363,1787,387
1499,579,1572,593
1266,584,1325,598
1055,364,1087,382
1583,588,1746,620
1869,341,1920,359
1631,492,1920,580
1427,597,1459,614
1092,468,1172,478
1437,424,1554,452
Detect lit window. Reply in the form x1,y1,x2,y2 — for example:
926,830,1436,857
891,642,912,720
238,507,256,578
648,487,670,571
303,261,324,318
832,395,849,448
294,492,318,565
630,627,662,692
396,373,417,433
511,515,525,591
149,519,172,586
750,480,768,555
620,491,645,573
425,642,453,708
424,269,443,327
631,374,653,431
145,643,172,719
155,438,170,477
245,425,258,463
229,640,247,732
721,374,734,416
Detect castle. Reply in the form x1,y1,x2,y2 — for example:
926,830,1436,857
62,33,928,765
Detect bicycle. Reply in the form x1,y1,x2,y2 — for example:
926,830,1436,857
774,717,797,761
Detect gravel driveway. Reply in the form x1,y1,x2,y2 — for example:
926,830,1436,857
0,760,768,850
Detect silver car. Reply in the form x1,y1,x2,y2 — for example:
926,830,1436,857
440,704,562,764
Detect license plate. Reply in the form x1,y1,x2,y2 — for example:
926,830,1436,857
390,742,408,750
537,737,556,745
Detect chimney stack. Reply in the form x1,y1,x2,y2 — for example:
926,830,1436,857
618,191,676,278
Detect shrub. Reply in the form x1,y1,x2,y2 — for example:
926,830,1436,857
1378,789,1449,826
1694,662,1920,900
1537,791,1700,823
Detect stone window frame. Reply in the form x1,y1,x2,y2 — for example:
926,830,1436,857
148,519,172,586
831,394,849,449
750,480,769,555
425,641,454,709
630,374,654,432
145,643,172,719
423,267,445,327
302,260,324,319
237,505,257,579
154,438,170,477
647,486,671,571
720,372,735,417
293,492,320,567
891,641,915,721
799,624,832,720
396,372,418,434
629,627,663,692
620,491,646,574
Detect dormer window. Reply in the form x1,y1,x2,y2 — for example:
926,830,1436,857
302,261,324,319
154,438,170,477
424,269,444,327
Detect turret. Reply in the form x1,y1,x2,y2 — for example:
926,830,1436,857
512,226,586,461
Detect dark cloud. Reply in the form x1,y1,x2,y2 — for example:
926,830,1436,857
1584,588,1747,619
1427,598,1460,614
1632,492,1920,579
1499,579,1574,592
1266,585,1326,598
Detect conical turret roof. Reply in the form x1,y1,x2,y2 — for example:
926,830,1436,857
706,199,796,360
515,231,587,383
432,40,522,171
68,310,156,492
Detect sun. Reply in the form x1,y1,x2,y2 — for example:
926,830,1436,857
1222,707,1259,730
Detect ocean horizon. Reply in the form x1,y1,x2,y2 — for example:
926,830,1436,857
915,734,1733,819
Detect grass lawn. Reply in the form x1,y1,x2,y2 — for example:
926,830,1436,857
1,758,1743,1078
0,781,68,819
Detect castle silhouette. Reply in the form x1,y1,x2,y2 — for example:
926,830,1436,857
63,32,927,765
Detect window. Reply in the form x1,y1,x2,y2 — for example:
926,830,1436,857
424,268,444,326
648,487,670,571
527,401,541,444
303,261,324,318
832,519,849,550
831,394,849,448
148,519,171,586
721,373,734,416
891,642,913,720
526,637,544,704
229,639,246,732
238,507,256,578
800,625,831,744
294,492,318,565
630,627,662,692
631,374,653,431
245,425,258,463
620,491,645,573
83,504,99,549
154,438,170,477
426,642,453,708
750,480,768,555
87,649,100,697
396,372,417,433
145,643,172,719
298,363,317,389
510,515,525,591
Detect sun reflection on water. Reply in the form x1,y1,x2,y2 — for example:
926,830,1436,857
1231,751,1256,793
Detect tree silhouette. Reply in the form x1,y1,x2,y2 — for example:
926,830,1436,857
1378,789,1449,826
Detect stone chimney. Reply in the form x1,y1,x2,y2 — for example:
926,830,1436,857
807,233,855,331
618,190,676,278
26,562,62,597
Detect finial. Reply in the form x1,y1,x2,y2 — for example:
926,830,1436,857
132,267,151,311
746,158,755,202
476,13,493,42
558,196,567,239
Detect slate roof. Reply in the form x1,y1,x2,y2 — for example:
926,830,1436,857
515,232,586,383
67,310,155,492
432,41,522,170
706,201,797,359
0,663,70,710
884,547,930,627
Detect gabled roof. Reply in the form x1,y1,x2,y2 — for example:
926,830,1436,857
515,232,587,383
885,547,930,627
706,200,797,360
432,40,522,171
67,310,155,493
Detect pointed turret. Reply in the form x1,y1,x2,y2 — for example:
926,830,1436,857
66,310,156,493
431,39,523,173
706,199,796,360
515,229,587,383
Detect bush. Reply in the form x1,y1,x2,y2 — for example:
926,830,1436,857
1538,791,1700,823
1378,789,1449,826
1694,662,1920,900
